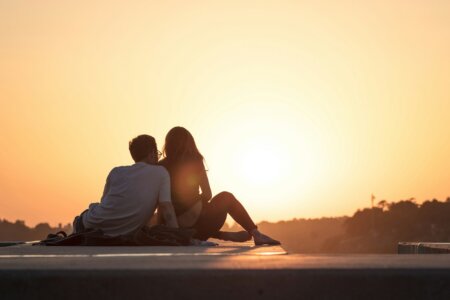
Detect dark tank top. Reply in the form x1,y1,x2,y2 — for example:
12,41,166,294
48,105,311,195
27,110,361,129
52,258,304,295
158,158,204,215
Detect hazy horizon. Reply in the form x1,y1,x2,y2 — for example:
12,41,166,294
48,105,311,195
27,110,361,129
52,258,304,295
1,1,449,226
1,195,448,228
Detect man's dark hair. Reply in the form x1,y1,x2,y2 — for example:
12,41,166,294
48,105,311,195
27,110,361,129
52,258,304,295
129,135,157,162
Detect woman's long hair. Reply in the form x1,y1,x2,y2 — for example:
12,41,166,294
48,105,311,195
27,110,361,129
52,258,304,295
163,127,204,163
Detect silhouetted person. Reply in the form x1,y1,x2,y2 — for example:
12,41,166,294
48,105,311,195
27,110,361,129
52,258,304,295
73,135,178,236
159,126,280,245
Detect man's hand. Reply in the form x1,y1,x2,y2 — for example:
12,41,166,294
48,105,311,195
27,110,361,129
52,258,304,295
158,202,179,228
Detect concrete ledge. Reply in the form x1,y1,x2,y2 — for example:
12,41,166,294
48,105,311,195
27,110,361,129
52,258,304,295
1,243,450,299
398,242,450,254
1,268,449,300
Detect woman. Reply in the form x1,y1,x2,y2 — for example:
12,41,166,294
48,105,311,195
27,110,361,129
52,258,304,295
158,126,280,245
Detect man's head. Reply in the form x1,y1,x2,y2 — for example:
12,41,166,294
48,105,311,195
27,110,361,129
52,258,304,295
129,135,158,164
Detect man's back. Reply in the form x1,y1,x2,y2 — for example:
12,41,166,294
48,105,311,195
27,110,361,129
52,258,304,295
82,162,171,236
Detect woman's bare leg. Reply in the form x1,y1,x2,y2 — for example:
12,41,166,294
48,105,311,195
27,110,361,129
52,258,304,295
195,191,280,245
213,231,251,242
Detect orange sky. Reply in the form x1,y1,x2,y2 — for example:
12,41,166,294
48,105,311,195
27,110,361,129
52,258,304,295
1,1,449,226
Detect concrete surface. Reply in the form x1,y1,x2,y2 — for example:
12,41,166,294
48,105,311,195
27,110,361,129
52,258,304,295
398,242,450,254
1,241,449,299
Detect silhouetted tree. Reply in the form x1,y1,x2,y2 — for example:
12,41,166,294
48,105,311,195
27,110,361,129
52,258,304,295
377,200,388,211
0,219,72,241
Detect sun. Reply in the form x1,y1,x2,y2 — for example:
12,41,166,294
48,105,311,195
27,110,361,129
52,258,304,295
234,137,287,186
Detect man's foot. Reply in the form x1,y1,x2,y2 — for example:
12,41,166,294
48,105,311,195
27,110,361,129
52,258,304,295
251,230,281,246
218,231,252,242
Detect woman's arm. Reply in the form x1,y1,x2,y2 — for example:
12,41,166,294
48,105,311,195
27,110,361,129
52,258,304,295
199,166,212,203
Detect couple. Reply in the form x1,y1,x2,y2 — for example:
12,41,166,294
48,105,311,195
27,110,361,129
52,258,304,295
73,127,280,246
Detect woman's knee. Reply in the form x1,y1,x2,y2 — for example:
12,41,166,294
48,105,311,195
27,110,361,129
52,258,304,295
212,191,235,207
216,191,234,200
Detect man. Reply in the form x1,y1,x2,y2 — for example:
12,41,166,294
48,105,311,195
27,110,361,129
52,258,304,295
73,134,178,236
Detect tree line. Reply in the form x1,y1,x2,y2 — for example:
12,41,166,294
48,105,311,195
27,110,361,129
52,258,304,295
0,220,72,242
244,197,450,253
1,197,449,253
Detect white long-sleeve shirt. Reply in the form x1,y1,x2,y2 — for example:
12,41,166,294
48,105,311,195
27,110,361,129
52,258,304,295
82,162,171,237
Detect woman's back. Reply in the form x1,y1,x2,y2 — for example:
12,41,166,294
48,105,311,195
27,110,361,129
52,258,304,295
158,158,204,215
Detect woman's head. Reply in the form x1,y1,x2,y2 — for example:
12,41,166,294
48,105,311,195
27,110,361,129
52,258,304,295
163,127,203,162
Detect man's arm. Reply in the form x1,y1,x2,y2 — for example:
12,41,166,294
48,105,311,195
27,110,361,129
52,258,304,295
158,202,178,228
158,168,179,228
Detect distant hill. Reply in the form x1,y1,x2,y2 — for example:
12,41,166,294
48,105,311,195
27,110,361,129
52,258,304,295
2,197,449,253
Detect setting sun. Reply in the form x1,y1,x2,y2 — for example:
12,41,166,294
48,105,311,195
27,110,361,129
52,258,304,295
235,137,286,186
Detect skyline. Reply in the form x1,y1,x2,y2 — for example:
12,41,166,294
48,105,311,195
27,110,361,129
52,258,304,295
1,1,449,226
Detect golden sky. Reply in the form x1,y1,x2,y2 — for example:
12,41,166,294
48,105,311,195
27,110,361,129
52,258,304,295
1,1,449,226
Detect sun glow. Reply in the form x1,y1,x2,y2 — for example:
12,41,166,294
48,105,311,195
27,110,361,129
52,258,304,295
235,138,286,186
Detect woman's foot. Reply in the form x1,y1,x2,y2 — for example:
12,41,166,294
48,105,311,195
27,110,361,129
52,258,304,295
251,229,281,246
217,231,252,242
